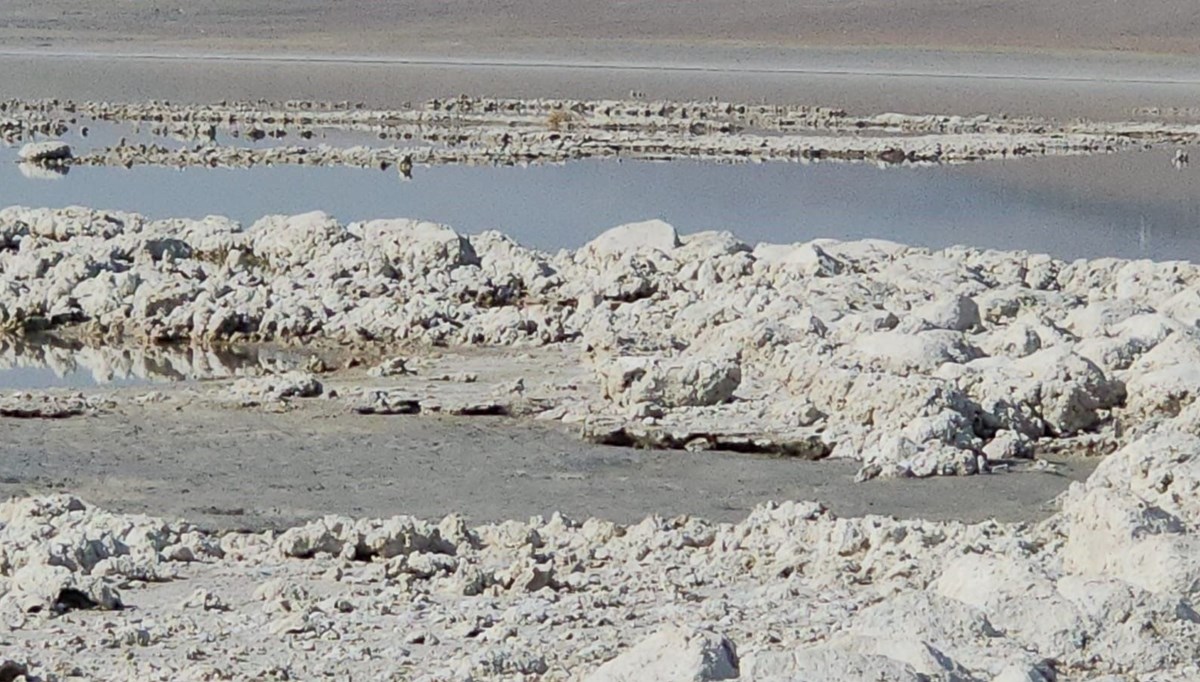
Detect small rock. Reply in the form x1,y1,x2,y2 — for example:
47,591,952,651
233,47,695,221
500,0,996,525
368,357,414,378
0,659,29,682
579,219,680,260
585,626,738,682
18,140,72,163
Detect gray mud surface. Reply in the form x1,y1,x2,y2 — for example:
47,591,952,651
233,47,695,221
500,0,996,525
5,51,1200,121
4,0,1200,55
0,401,1090,531
5,0,1200,120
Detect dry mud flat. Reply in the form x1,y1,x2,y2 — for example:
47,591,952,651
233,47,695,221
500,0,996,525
0,376,1090,531
1,435,1199,681
5,0,1200,56
7,52,1200,122
2,207,1200,678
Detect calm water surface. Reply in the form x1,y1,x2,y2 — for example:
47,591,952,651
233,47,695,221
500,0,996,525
0,338,305,389
2,138,1199,388
1,134,1198,261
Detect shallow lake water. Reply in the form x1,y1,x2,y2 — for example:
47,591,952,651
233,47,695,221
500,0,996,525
0,338,305,389
1,134,1199,261
2,135,1199,389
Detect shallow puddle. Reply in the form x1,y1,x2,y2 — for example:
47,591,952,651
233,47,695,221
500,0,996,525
2,132,1199,261
0,337,305,389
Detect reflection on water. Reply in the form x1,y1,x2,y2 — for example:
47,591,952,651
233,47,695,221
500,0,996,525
2,131,1199,261
0,336,307,389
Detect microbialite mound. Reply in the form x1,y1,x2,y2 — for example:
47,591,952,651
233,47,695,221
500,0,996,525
3,206,1200,481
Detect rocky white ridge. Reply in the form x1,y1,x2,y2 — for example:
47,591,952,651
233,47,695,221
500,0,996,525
68,129,1119,171
6,207,1200,478
5,96,1159,173
4,402,1200,680
10,96,1200,168
0,96,1144,145
15,141,71,164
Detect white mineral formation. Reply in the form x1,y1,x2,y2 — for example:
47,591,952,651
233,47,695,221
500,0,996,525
585,626,739,682
16,140,72,163
596,354,742,408
222,371,323,405
1,207,1197,479
16,162,67,181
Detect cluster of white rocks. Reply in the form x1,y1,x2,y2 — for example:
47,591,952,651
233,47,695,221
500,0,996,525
0,116,66,146
67,128,1125,172
15,141,72,165
5,402,1200,680
7,96,1185,173
11,96,1195,141
0,393,100,419
0,97,1036,139
5,206,1200,477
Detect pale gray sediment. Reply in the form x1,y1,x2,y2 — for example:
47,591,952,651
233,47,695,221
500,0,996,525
4,48,1200,123
0,395,1090,529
